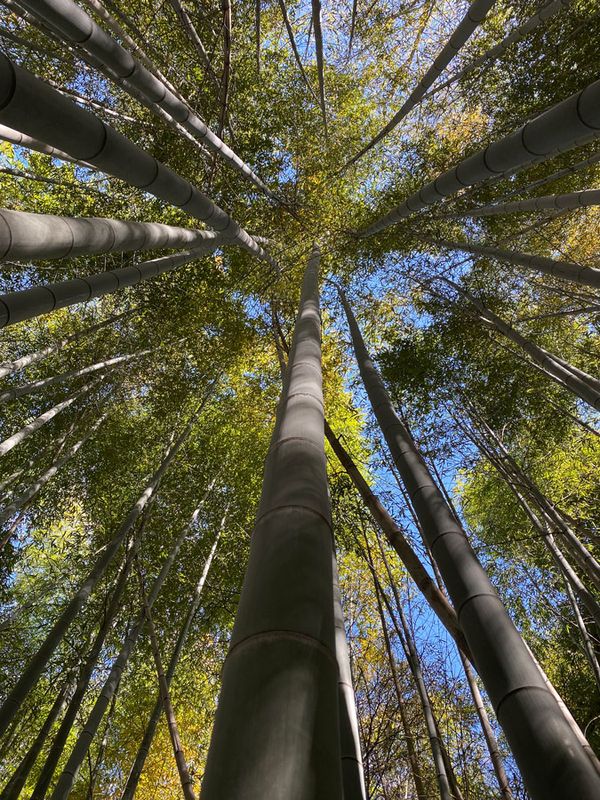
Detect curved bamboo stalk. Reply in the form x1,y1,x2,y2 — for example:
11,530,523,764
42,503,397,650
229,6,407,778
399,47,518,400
359,76,600,236
346,0,496,167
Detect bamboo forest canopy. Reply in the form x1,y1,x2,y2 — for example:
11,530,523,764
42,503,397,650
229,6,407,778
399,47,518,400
1,0,600,797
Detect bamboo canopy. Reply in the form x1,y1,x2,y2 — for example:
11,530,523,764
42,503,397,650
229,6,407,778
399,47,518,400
1,2,600,799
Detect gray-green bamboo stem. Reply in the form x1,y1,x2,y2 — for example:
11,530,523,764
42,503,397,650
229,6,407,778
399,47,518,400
18,0,276,199
0,349,149,405
451,188,600,218
444,278,600,409
0,677,72,800
0,378,98,458
359,76,600,236
346,0,495,167
277,0,319,103
424,0,572,101
0,391,212,738
201,246,343,798
311,0,328,135
30,504,157,800
0,241,221,329
0,53,275,263
339,285,600,798
50,488,199,800
0,123,83,164
432,237,600,291
0,208,215,262
0,310,132,379
332,552,367,800
0,413,107,526
120,504,223,800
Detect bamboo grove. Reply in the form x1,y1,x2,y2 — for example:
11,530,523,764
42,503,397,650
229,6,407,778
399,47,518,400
0,0,599,797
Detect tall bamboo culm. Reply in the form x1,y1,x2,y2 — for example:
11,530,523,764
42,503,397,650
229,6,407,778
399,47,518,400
338,286,600,800
332,553,367,800
201,247,343,799
120,508,223,799
0,393,211,737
